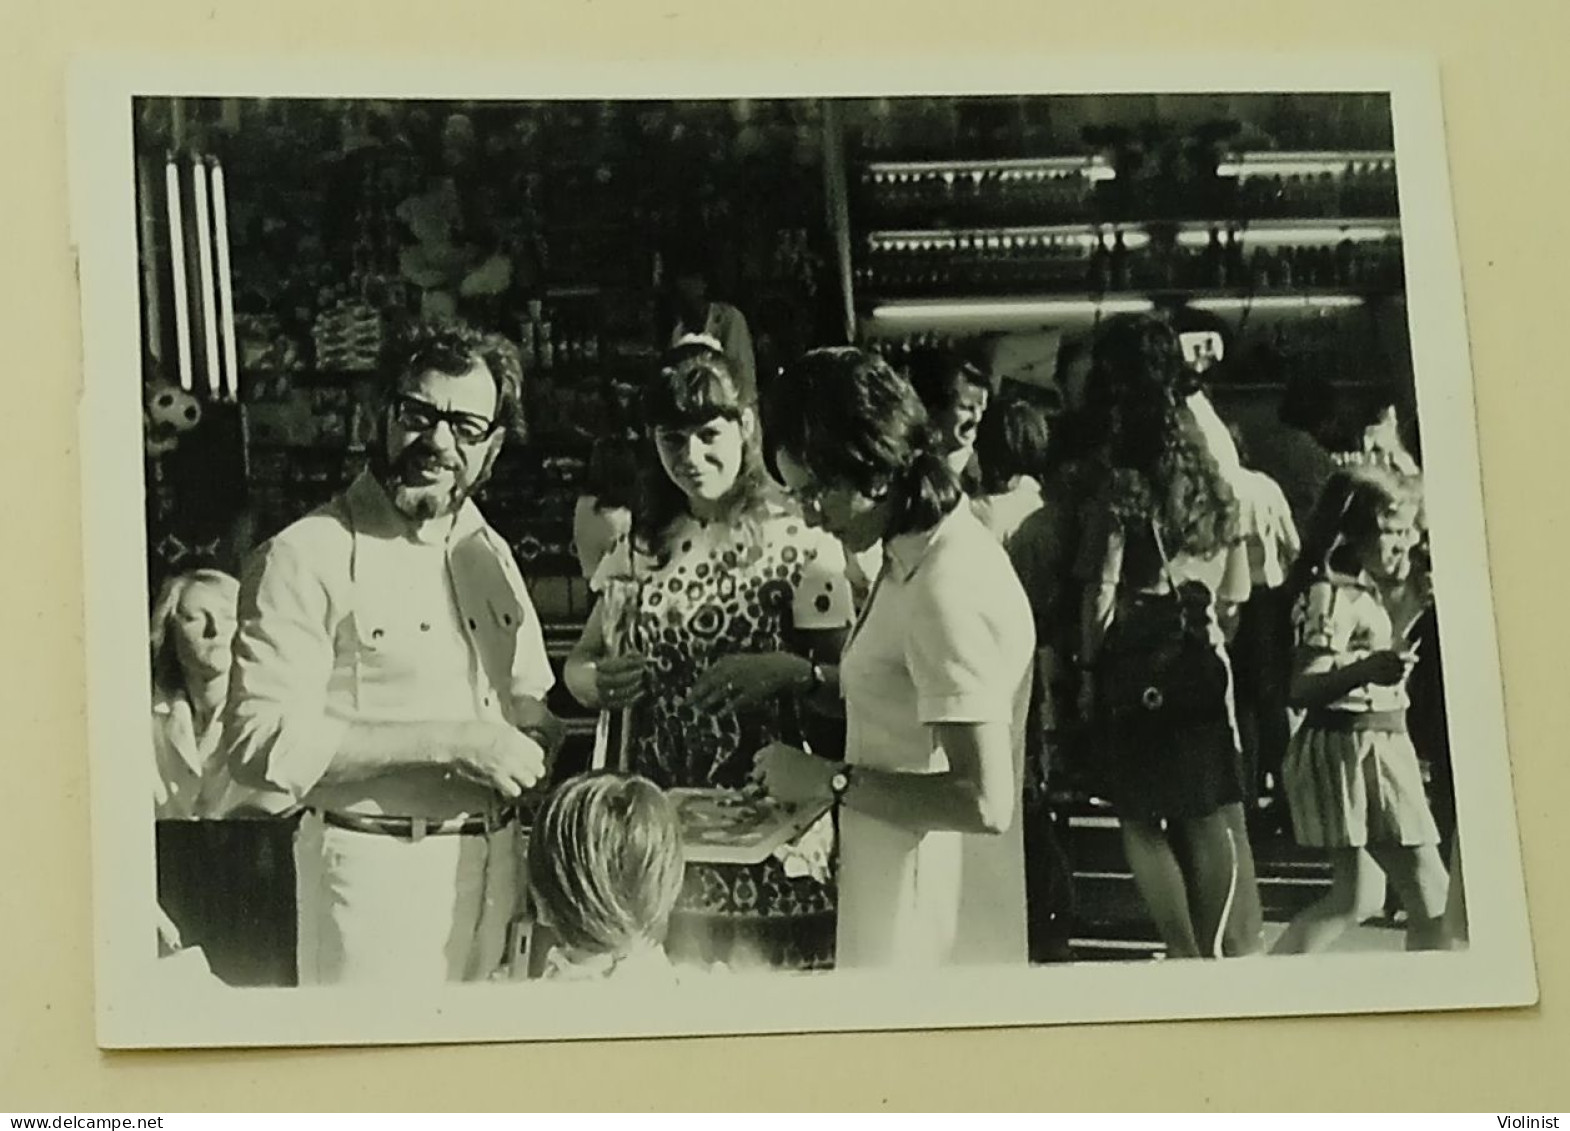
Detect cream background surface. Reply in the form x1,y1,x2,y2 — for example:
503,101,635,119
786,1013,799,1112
4,0,1565,1111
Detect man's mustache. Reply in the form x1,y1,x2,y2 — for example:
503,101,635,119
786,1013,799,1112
395,445,462,476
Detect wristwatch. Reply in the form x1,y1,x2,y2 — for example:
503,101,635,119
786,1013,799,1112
829,763,855,803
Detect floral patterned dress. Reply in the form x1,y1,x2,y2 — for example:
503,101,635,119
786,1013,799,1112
591,500,855,969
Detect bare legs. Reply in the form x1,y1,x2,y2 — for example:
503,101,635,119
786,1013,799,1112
1122,810,1249,959
1271,848,1386,955
1271,844,1448,954
1122,819,1201,957
1218,803,1265,956
1368,843,1450,951
1442,839,1468,949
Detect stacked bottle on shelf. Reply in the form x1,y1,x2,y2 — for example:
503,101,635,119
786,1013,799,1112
861,228,1099,296
858,165,1098,229
861,223,1405,298
853,149,1405,302
1130,228,1405,293
1242,239,1405,291
311,293,385,372
520,300,604,374
1235,159,1399,220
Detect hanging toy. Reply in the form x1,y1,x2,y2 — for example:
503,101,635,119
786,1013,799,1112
144,382,202,457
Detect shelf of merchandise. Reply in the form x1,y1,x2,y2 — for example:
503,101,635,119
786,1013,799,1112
1216,150,1397,178
864,218,1401,250
861,154,1118,180
858,290,1396,336
837,132,1406,341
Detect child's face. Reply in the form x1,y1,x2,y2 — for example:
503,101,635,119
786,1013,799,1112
1358,505,1421,584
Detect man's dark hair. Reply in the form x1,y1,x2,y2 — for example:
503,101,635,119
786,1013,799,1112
382,320,526,442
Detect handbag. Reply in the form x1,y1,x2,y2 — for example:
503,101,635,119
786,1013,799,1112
1096,521,1230,727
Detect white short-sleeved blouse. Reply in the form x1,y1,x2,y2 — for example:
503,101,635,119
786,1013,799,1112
1292,571,1428,714
837,504,1036,969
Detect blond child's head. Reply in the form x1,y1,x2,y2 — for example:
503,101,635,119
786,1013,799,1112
1295,465,1424,591
527,773,685,961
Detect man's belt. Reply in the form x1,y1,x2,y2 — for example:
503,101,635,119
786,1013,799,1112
319,808,517,842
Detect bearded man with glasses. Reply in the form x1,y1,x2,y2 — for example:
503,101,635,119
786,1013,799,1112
223,322,564,985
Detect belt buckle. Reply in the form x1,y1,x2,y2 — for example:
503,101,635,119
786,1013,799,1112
410,817,428,843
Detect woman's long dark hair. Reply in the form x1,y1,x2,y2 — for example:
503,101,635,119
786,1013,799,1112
1095,314,1238,557
762,346,962,539
974,394,1051,495
633,340,773,556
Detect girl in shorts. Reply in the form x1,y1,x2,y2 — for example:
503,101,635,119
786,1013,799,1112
1272,467,1449,953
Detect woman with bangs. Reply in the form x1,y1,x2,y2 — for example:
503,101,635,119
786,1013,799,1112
564,338,855,970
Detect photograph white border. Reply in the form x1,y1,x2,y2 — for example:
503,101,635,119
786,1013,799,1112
70,52,1537,1050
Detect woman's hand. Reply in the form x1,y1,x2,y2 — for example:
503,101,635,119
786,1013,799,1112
595,654,649,711
688,652,812,714
754,742,835,806
156,903,184,953
1355,649,1417,687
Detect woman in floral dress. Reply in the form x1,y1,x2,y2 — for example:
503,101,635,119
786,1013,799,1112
564,339,854,969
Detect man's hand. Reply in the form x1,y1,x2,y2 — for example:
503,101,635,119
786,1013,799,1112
457,723,548,800
519,709,568,768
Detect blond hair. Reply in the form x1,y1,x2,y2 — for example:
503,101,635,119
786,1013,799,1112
527,773,685,959
148,569,240,697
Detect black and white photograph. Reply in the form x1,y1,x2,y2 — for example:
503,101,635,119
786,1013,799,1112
70,55,1534,1048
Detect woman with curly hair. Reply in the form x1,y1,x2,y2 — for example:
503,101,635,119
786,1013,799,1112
1075,314,1263,959
562,340,854,971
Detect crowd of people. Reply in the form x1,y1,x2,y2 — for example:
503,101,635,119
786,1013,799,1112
148,302,1467,988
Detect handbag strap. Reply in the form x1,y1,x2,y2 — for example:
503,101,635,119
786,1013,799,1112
1148,517,1183,598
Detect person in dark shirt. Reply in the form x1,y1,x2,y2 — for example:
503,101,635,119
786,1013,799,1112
1249,369,1339,534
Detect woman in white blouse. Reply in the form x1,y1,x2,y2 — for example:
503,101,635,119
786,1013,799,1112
151,568,293,983
150,569,270,819
756,347,1035,969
